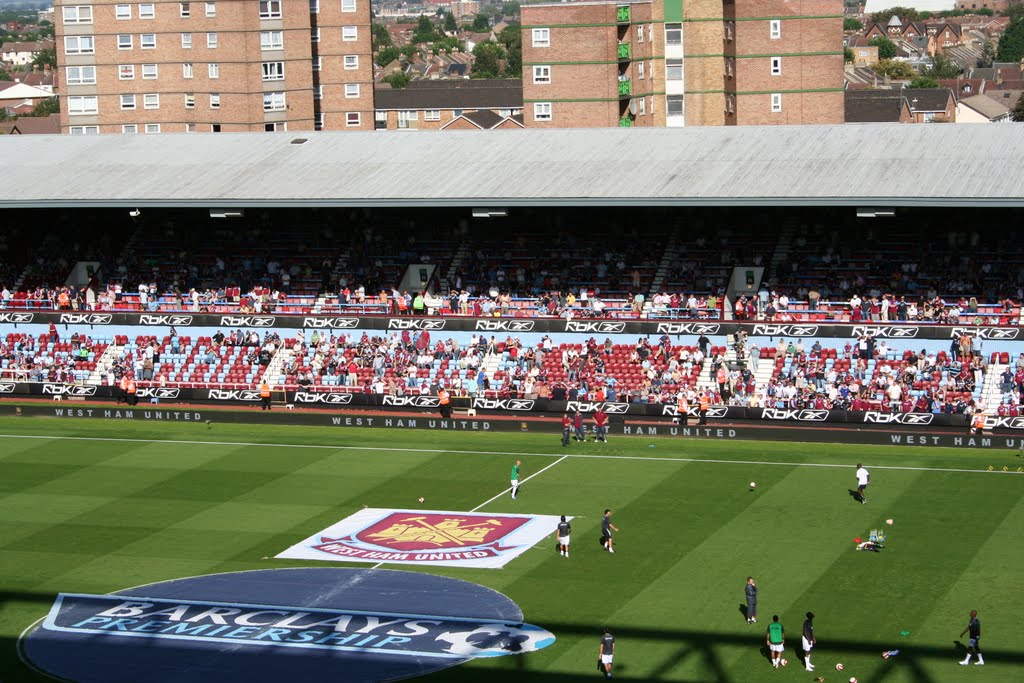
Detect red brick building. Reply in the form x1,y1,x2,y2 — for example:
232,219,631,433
521,0,844,128
54,0,374,134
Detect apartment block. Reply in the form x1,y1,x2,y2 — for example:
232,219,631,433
521,0,844,128
55,0,374,134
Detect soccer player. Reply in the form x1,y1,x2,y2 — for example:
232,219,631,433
599,627,615,678
554,515,571,557
593,408,609,442
745,577,758,624
601,509,619,553
959,610,984,665
855,463,870,504
561,413,572,447
802,612,816,671
510,460,521,500
766,615,785,668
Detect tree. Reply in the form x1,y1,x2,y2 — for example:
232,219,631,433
25,97,59,117
997,17,1024,62
431,36,463,55
926,52,961,79
372,22,392,49
471,40,505,78
375,46,401,67
909,76,940,88
412,14,440,43
870,7,921,25
979,38,996,68
382,71,410,89
874,58,916,79
400,44,418,60
1010,93,1024,122
471,14,491,32
497,24,521,76
868,35,898,59
845,47,855,63
0,66,10,81
844,18,863,31
443,12,457,33
31,47,56,70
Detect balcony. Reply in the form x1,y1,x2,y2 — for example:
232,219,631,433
618,79,631,97
618,117,633,127
616,6,630,23
617,42,631,60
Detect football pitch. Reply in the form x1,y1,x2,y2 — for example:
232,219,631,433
1,415,1023,683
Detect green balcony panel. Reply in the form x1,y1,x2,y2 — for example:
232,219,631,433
616,6,630,23
617,43,631,59
618,80,631,96
618,117,633,127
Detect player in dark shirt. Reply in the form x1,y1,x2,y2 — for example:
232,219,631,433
959,610,984,665
744,577,757,624
554,515,571,557
601,509,619,554
599,627,615,678
801,612,816,672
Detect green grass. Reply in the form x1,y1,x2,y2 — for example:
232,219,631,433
0,416,1023,682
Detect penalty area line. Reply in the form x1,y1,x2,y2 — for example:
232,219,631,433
0,433,1019,476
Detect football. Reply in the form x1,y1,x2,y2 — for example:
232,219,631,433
418,497,424,503
886,518,894,525
850,678,858,683
780,658,788,667
836,663,844,671
749,482,757,489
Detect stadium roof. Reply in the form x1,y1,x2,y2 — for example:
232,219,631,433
2,125,1023,208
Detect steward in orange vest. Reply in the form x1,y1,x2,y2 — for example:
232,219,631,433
260,381,272,411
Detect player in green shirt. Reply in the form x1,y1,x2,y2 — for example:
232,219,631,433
510,460,521,500
766,615,785,669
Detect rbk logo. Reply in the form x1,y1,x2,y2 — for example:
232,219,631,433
751,324,818,337
135,387,182,399
0,383,16,393
567,401,629,414
762,408,828,421
564,321,626,333
302,318,360,329
471,398,536,411
984,416,1024,429
387,319,447,330
219,316,275,327
139,315,193,326
950,327,1019,340
655,323,720,335
294,392,354,404
42,384,98,396
59,313,112,325
382,395,440,408
864,411,934,425
850,326,919,339
474,320,536,332
208,390,261,401
0,312,33,323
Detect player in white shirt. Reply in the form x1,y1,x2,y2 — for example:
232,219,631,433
856,463,870,504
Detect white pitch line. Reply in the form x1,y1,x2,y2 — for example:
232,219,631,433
470,454,569,512
0,433,1021,476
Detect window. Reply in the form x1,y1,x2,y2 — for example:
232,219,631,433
725,94,735,114
311,28,320,42
342,25,357,41
207,33,218,48
649,95,654,115
212,124,221,131
532,65,551,84
143,93,160,109
142,63,158,79
343,54,358,69
208,63,220,78
64,36,95,55
183,63,194,78
346,112,361,127
341,0,356,11
205,1,216,17
70,126,99,134
259,0,281,18
771,92,782,112
115,4,131,20
122,124,138,134
397,110,417,128
638,61,644,79
345,83,360,98
62,6,93,24
263,91,286,111
209,93,220,108
265,122,287,131
120,94,137,110
141,34,156,49
533,102,552,121
770,19,781,39
666,23,681,46
725,21,734,40
424,110,440,121
180,2,191,17
186,123,197,132
310,0,319,12
182,33,192,48
667,95,683,116
145,124,161,134
119,64,135,79
532,28,550,47
770,56,781,76
636,25,643,43
262,61,284,80
374,110,387,128
312,56,321,71
666,58,682,81
260,31,283,50
185,93,196,108
315,113,324,131
117,34,133,50
648,24,653,42
66,66,97,85
139,3,155,19
313,85,322,99
639,97,646,115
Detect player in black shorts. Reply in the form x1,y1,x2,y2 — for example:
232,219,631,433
959,610,984,666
